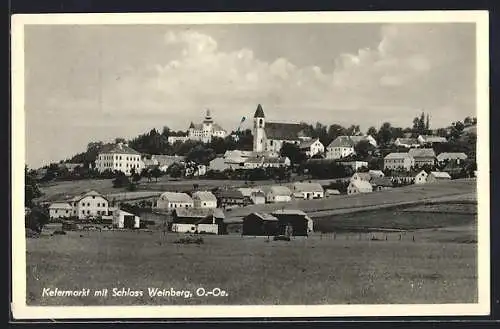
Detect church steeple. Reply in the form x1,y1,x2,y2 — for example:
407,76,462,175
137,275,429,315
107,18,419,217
203,109,213,123
254,104,265,118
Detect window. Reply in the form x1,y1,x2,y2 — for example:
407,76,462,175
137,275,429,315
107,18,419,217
92,196,95,199
87,210,90,214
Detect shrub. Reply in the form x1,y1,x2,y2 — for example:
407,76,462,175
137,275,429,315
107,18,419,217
52,230,67,235
174,235,204,244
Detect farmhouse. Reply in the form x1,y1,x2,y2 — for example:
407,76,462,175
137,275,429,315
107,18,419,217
325,136,355,159
112,209,140,229
436,152,468,165
418,135,447,145
217,189,248,208
192,191,217,209
427,171,452,183
186,109,227,143
48,202,73,220
347,179,373,195
49,190,111,220
351,172,371,182
171,208,225,235
95,143,144,176
156,192,194,210
413,170,429,184
238,188,266,205
298,138,325,158
409,148,436,167
167,135,189,145
394,137,420,148
384,152,415,171
291,182,324,199
262,185,292,203
242,212,279,236
370,177,393,191
271,209,314,236
252,104,312,154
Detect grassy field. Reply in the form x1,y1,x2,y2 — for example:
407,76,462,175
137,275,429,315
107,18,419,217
26,205,477,306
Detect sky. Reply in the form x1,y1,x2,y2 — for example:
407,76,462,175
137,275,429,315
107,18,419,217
24,23,476,168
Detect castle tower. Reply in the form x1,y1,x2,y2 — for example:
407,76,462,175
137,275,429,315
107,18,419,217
253,104,266,152
202,109,213,143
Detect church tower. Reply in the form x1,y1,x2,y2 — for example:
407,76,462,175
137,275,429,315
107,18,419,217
253,104,266,152
202,109,213,143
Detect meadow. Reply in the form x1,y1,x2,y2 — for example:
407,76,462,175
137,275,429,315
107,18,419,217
26,208,477,306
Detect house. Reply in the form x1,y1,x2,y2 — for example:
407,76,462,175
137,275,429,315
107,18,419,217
436,152,468,165
242,212,279,236
156,192,194,210
413,170,429,184
384,153,415,171
48,202,74,220
394,138,420,148
261,185,292,203
185,109,227,143
167,135,189,144
368,170,385,178
351,172,371,182
261,156,291,168
112,209,140,229
349,135,378,147
238,188,266,205
151,155,185,172
217,189,248,208
252,104,312,154
370,177,393,191
192,191,217,209
185,164,207,177
340,161,369,171
49,190,111,220
427,171,452,183
271,209,313,236
298,138,325,157
171,208,225,234
325,136,355,159
417,135,447,145
408,148,436,167
95,143,144,176
347,179,373,195
291,182,324,199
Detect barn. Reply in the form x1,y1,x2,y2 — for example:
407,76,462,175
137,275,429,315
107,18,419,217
427,171,452,183
242,212,279,236
271,209,313,236
171,208,226,234
112,209,140,229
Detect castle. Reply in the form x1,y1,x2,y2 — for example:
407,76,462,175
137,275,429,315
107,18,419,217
252,104,312,154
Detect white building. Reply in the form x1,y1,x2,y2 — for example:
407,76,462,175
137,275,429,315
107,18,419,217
427,171,452,183
298,138,324,157
112,209,140,229
252,104,312,154
187,109,227,143
347,180,373,195
95,143,144,176
340,161,369,171
48,190,111,220
417,135,448,145
368,170,385,178
394,138,420,148
413,170,429,184
192,191,217,209
262,185,292,203
326,136,355,159
436,152,468,165
156,192,194,210
384,153,415,171
291,182,324,199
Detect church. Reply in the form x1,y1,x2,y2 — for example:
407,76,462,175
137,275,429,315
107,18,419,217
252,104,312,154
187,109,227,143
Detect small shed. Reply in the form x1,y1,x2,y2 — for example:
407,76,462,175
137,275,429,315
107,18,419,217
171,208,226,234
262,185,292,203
271,209,313,236
370,177,393,191
192,191,217,209
427,171,452,183
347,179,373,195
242,212,279,236
291,182,324,199
113,209,140,229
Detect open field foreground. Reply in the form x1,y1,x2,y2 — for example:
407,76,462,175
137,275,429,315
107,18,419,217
27,223,477,306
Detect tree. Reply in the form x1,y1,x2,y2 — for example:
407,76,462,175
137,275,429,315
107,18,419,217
186,145,216,165
464,116,473,127
450,121,465,140
367,126,378,137
377,122,393,146
346,125,361,136
25,166,42,208
141,168,153,182
25,206,49,233
151,167,163,182
354,140,375,159
280,142,306,166
112,172,130,188
131,168,142,184
327,124,347,145
115,137,127,144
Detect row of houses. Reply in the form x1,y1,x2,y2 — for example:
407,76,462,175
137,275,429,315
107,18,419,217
384,149,468,171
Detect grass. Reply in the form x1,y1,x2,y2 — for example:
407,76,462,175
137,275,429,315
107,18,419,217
26,214,477,306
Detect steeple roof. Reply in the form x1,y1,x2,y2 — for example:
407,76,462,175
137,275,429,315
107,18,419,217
254,104,265,118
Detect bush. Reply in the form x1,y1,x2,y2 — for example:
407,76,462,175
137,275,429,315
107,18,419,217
52,230,67,235
174,235,204,244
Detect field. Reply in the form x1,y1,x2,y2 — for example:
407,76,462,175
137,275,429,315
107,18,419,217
26,204,477,306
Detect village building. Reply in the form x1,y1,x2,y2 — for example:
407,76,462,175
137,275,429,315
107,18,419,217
351,172,371,182
192,191,217,209
384,152,415,171
408,148,436,167
325,189,341,197
156,192,194,210
49,190,111,220
368,170,385,178
242,212,280,237
112,209,140,229
167,135,189,144
252,104,312,154
417,135,448,145
271,209,314,236
291,182,324,199
347,179,373,195
298,138,325,158
370,177,394,191
325,136,355,159
339,161,369,171
238,188,266,205
208,156,232,172
394,138,420,148
436,152,468,165
261,185,292,203
186,109,227,143
216,189,248,208
427,171,452,183
95,143,145,176
413,170,429,184
150,155,185,172
185,163,207,177
171,208,225,235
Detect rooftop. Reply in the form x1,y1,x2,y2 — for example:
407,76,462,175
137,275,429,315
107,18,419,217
99,143,141,155
384,152,412,160
408,148,436,158
158,192,193,203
